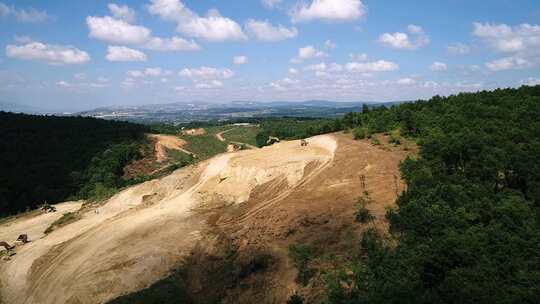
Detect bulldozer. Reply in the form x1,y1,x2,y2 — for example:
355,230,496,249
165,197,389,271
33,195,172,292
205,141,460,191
41,203,57,213
266,136,280,145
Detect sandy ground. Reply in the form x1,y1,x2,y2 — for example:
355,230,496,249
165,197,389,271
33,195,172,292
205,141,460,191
147,134,192,162
0,134,341,304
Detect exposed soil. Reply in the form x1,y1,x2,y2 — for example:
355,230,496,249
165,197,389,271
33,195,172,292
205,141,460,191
0,132,413,304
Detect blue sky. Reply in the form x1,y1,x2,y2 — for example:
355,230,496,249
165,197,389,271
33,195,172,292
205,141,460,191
1,0,539,112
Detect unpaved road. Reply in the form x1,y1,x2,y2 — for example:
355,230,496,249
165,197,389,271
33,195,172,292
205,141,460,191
0,134,340,304
147,134,193,161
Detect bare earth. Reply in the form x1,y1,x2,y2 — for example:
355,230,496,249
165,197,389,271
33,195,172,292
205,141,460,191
147,134,192,161
0,133,411,304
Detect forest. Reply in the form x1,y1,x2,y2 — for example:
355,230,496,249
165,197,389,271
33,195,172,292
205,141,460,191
324,85,540,303
0,112,147,217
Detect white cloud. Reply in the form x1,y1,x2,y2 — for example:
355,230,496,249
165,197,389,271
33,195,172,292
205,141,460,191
325,40,337,50
127,68,171,78
345,60,399,72
298,45,327,59
148,0,246,42
245,19,298,41
87,16,151,44
143,36,200,51
291,0,366,23
6,41,90,65
379,25,430,50
106,46,147,62
56,81,71,87
304,62,327,71
430,61,448,71
233,56,248,65
108,3,136,23
472,22,540,53
288,68,299,74
485,56,530,71
349,53,368,61
472,22,540,71
262,0,282,9
196,80,223,89
447,43,470,55
179,67,234,80
0,2,48,23
397,78,416,85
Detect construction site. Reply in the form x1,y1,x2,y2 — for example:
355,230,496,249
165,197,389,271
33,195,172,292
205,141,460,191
0,132,413,303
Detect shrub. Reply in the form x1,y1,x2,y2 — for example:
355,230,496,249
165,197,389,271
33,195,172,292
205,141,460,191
353,127,370,140
289,244,315,285
287,293,305,304
371,136,381,145
389,129,401,145
355,206,375,223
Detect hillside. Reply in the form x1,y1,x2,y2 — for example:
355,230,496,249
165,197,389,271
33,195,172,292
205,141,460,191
0,112,147,217
0,132,412,303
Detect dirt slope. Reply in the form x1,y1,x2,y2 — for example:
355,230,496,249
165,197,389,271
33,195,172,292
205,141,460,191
0,133,411,304
147,134,192,161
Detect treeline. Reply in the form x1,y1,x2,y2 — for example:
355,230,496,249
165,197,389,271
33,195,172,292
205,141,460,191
0,112,147,216
326,86,540,303
255,118,342,147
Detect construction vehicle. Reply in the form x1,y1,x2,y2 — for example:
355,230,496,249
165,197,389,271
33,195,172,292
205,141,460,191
300,139,308,146
266,136,280,145
16,234,29,244
0,241,13,251
41,203,57,213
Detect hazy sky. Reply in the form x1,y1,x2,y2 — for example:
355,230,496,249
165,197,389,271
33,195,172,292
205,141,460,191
1,0,539,111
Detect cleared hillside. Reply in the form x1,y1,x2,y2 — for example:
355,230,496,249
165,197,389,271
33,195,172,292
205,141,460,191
0,132,412,303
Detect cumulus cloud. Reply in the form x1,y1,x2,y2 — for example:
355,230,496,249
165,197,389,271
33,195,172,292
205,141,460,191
447,43,470,55
179,67,234,80
397,78,416,85
430,61,448,71
87,16,151,44
233,56,248,65
0,2,48,23
379,25,430,50
196,80,224,89
87,8,201,52
298,45,327,59
288,68,299,74
108,3,136,23
106,46,147,62
245,19,298,41
345,60,399,73
56,81,71,87
143,36,200,51
349,53,368,61
291,0,366,23
6,41,90,65
472,22,540,71
148,0,246,42
304,62,327,71
485,56,530,71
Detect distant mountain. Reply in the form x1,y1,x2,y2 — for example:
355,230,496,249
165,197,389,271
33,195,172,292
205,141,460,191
76,100,406,124
0,101,46,114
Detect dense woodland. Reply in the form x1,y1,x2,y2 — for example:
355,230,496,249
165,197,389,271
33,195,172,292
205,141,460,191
324,86,540,303
0,112,147,216
255,118,342,147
